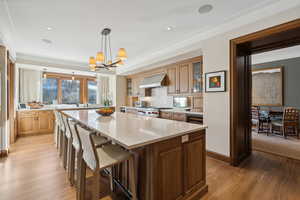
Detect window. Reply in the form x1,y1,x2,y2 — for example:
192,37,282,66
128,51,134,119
61,79,80,104
41,73,97,104
42,78,58,104
88,80,97,104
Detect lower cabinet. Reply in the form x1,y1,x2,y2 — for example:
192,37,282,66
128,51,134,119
160,111,187,122
18,110,54,136
153,131,206,200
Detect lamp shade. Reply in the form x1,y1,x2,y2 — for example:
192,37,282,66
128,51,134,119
96,52,105,62
117,48,127,60
89,56,96,65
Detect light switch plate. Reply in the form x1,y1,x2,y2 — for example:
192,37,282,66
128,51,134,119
182,135,189,143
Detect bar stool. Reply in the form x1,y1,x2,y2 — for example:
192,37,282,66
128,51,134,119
75,124,137,200
56,111,66,158
62,115,109,187
53,110,60,149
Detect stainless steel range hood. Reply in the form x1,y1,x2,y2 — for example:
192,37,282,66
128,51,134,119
139,73,166,88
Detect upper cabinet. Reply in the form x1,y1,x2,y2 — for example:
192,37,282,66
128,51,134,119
190,61,203,93
167,65,177,94
128,77,151,97
167,57,202,95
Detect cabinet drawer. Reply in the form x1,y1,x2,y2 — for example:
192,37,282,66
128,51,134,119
18,111,38,117
160,111,172,119
172,113,186,122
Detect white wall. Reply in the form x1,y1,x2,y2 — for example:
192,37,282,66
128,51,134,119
202,5,300,156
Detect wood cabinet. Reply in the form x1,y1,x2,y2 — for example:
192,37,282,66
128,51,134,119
167,66,177,95
190,61,203,93
152,130,207,200
160,111,187,122
192,96,203,112
160,111,173,120
172,112,187,122
178,63,190,94
17,110,54,136
167,57,202,95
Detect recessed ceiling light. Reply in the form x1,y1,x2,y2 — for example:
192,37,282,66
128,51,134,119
47,27,53,31
198,4,213,14
166,26,174,31
42,38,52,44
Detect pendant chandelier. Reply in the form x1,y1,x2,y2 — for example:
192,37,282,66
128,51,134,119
89,28,127,71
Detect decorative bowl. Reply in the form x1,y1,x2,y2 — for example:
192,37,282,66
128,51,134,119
96,107,115,116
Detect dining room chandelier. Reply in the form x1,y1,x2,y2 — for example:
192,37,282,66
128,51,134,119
89,28,127,71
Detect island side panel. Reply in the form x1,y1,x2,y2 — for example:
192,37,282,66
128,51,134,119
146,129,207,200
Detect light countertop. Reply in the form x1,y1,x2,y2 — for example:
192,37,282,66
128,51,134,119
121,106,203,116
62,110,207,149
18,105,105,111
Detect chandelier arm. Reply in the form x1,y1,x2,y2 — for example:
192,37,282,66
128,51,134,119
109,35,112,63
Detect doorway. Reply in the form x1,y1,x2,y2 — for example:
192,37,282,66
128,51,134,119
230,19,300,166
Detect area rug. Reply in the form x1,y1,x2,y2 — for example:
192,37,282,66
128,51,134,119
252,132,300,160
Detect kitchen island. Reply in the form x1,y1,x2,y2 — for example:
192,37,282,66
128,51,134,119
62,110,208,200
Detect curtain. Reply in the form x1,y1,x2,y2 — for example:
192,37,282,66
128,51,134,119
19,68,42,103
96,75,110,105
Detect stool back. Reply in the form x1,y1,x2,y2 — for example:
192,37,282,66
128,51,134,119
62,114,72,139
67,120,80,151
75,124,99,171
57,111,66,132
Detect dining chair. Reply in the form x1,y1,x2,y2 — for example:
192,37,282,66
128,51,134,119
271,107,299,138
251,106,270,134
75,124,137,200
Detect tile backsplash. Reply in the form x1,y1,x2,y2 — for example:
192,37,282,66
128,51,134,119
140,87,173,107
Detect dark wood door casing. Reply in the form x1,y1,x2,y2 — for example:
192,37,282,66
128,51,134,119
230,18,300,166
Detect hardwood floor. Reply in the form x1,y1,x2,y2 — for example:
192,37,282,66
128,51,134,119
1,135,300,200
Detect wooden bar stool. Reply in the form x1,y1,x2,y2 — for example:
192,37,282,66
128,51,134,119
75,124,137,200
62,115,109,187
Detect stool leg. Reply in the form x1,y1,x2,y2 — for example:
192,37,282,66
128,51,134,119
92,170,100,200
59,130,64,157
67,140,75,186
63,136,68,169
78,159,86,200
109,167,114,192
76,151,83,200
129,156,137,200
56,125,60,149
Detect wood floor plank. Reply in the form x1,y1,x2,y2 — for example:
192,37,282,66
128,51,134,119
1,135,300,200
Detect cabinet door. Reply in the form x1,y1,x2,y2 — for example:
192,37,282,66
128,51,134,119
155,138,184,200
18,111,39,135
172,113,186,121
192,96,203,112
191,61,203,93
167,66,177,95
38,111,54,133
178,63,190,94
160,111,172,119
184,133,206,193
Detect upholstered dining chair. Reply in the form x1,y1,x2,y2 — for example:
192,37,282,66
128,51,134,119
271,107,299,138
75,124,137,200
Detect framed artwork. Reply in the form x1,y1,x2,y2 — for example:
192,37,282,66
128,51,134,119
205,70,226,92
252,66,283,106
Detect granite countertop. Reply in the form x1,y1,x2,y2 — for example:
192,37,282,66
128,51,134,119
62,110,207,149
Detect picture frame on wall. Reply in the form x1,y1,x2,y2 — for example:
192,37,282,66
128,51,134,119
205,70,226,92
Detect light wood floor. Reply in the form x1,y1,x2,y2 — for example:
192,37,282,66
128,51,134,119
1,135,300,200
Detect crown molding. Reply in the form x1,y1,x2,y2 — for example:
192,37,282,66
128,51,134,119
16,53,116,75
117,0,300,75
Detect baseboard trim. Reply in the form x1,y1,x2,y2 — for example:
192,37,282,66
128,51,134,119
206,150,230,163
0,150,9,158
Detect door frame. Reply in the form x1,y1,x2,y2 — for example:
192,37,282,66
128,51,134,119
230,18,300,166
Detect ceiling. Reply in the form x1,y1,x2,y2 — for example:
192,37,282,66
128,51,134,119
2,0,291,73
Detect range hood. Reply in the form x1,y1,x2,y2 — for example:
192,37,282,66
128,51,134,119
139,73,166,88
